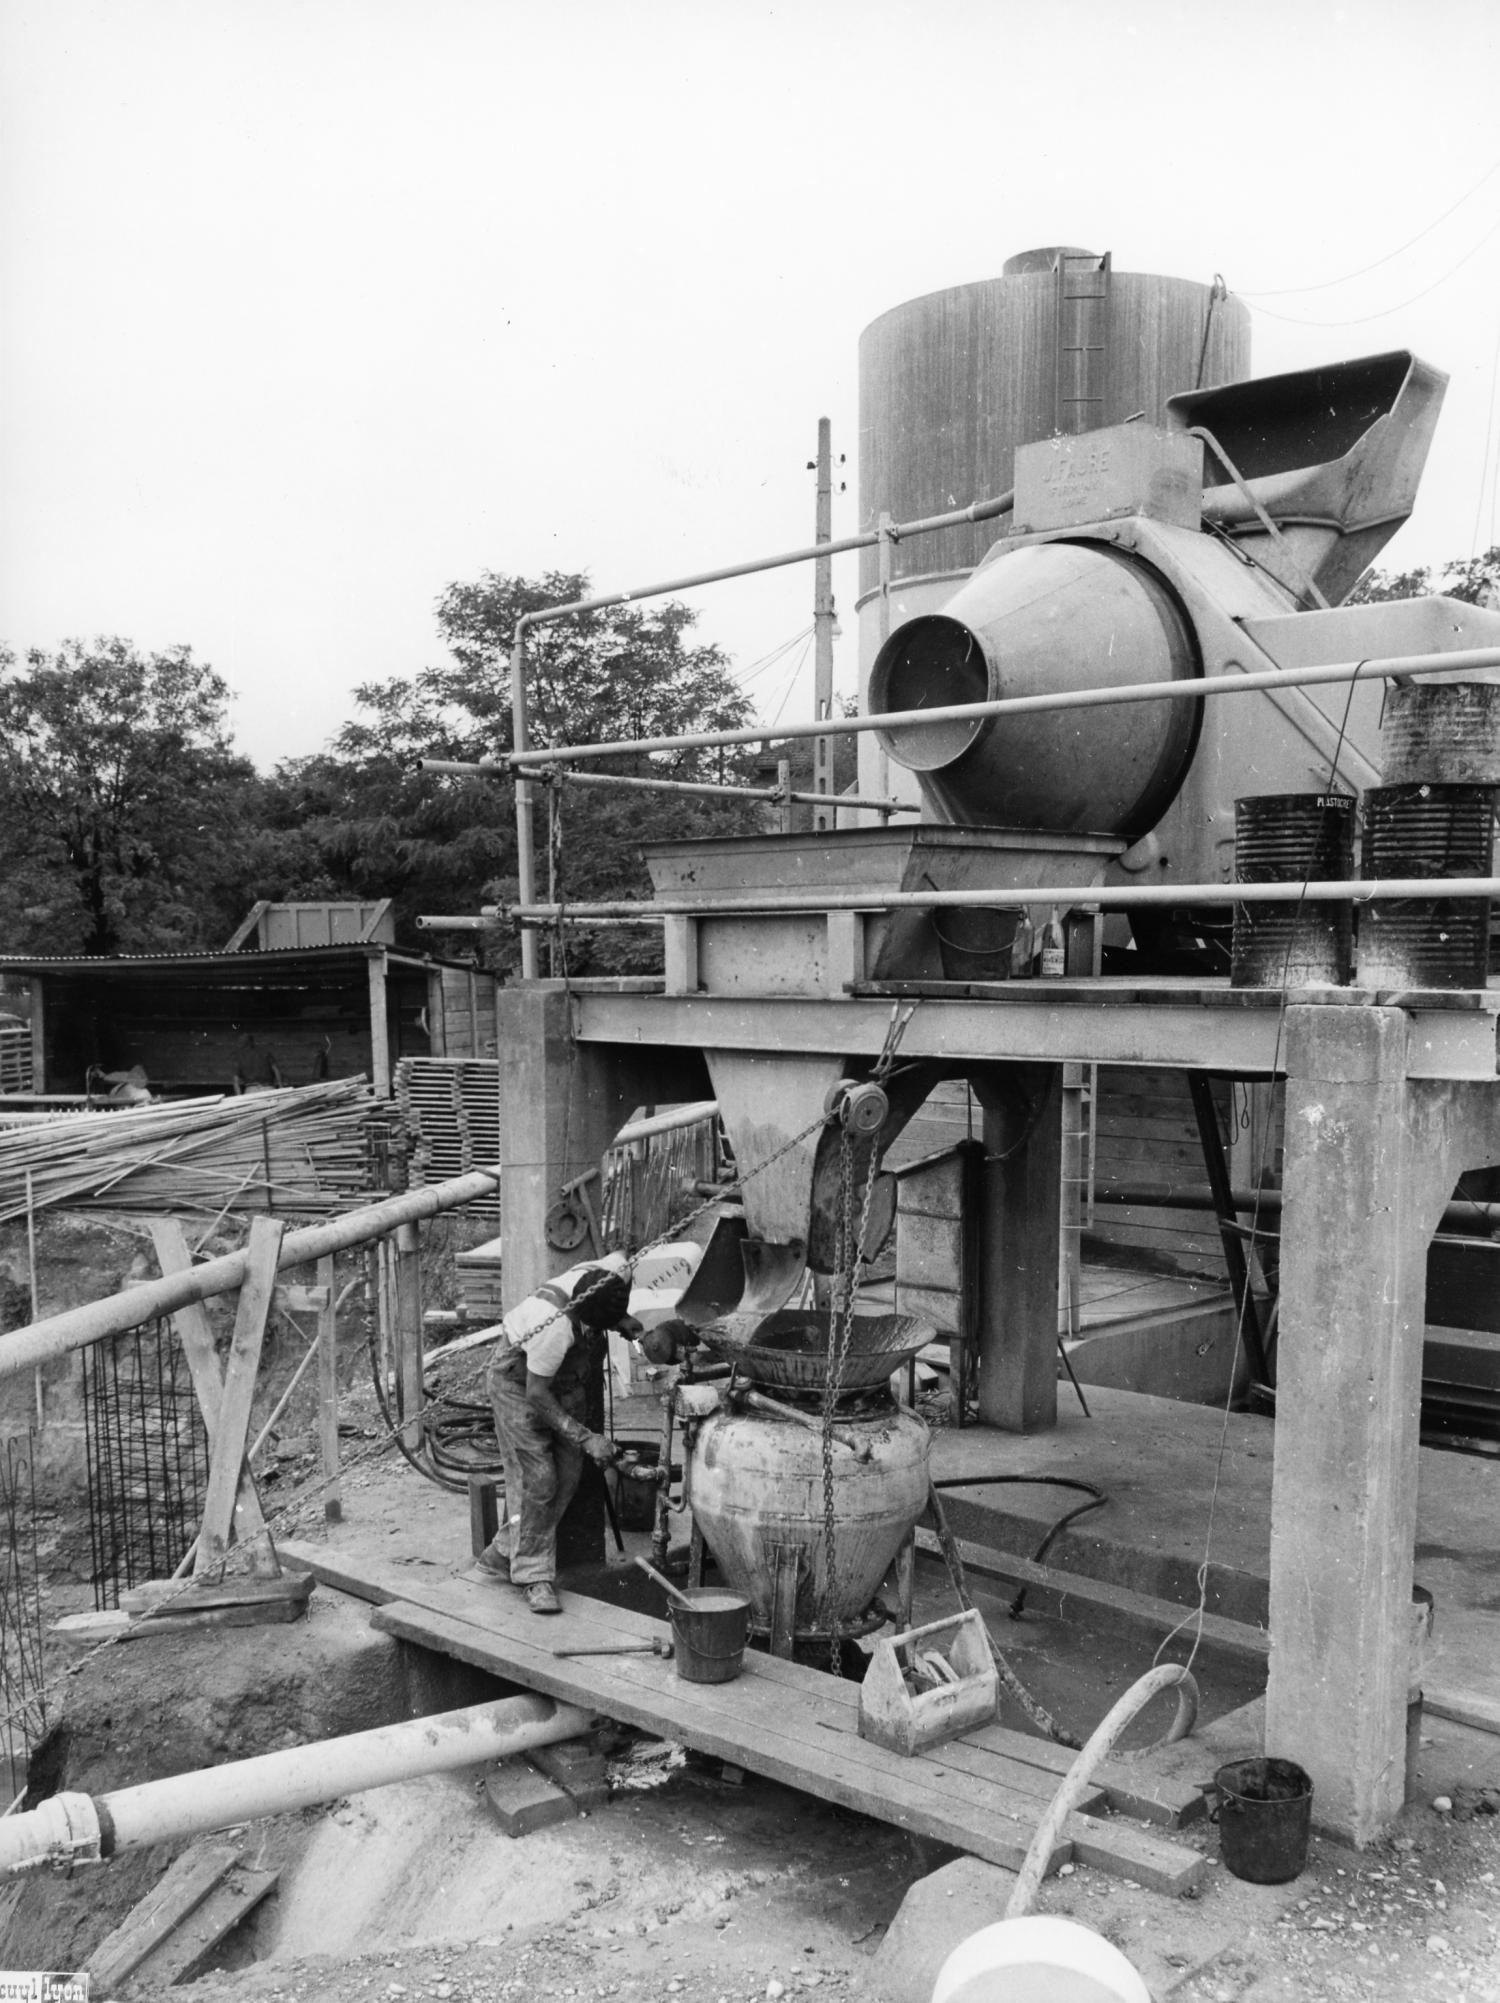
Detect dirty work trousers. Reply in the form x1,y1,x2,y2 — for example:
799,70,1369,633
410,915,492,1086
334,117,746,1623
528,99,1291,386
486,1341,587,1586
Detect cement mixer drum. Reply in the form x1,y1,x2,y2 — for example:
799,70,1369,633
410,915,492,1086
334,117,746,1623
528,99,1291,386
870,538,1200,839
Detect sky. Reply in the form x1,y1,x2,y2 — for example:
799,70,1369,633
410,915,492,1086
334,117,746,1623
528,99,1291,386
3,0,1499,773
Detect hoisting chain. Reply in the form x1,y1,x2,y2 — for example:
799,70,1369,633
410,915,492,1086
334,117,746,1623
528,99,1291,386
817,1092,890,1667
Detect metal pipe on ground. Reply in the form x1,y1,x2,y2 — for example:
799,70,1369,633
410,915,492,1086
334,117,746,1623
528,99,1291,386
0,1167,501,1383
0,1694,594,1873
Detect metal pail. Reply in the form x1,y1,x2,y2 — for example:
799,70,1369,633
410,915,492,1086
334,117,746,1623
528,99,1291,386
1231,793,1355,987
1212,1757,1313,1884
668,1588,751,1685
1357,783,1496,990
932,906,1021,981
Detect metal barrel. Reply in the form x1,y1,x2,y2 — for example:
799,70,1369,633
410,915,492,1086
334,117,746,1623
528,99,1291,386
1231,793,1355,987
1356,783,1497,990
1381,681,1500,786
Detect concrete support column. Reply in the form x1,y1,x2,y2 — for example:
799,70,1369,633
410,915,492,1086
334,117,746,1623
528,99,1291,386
972,1065,1063,1431
1267,1008,1454,1844
495,985,701,1309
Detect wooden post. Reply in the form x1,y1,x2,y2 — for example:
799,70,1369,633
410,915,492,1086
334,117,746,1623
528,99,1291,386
195,1216,285,1579
366,952,392,1096
316,1253,341,1522
28,977,44,1094
973,1065,1063,1431
150,1219,276,1571
394,1222,423,1453
812,416,836,833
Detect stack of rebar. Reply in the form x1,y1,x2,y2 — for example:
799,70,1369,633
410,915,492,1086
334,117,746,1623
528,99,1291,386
0,1078,378,1223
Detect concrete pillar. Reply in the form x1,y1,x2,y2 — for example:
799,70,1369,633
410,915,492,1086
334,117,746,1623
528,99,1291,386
972,1065,1063,1431
1266,1008,1457,1844
495,984,701,1308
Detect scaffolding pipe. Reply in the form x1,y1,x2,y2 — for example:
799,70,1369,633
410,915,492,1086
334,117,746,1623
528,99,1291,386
612,1100,719,1146
0,1167,502,1382
417,913,663,931
416,758,916,815
1093,1184,1498,1237
508,646,1500,769
0,1694,594,1872
505,875,1500,924
506,491,1017,960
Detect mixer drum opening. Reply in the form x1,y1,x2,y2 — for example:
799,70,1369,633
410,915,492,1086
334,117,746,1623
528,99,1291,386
870,540,1202,839
868,618,989,770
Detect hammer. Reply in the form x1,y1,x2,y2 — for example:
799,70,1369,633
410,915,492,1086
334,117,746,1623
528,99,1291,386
551,1637,674,1659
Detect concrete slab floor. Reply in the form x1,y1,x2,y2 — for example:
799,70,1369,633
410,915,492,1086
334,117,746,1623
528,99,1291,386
921,1383,1500,1721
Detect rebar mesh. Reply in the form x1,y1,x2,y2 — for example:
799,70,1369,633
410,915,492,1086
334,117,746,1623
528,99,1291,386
83,1317,209,1608
0,1437,47,1801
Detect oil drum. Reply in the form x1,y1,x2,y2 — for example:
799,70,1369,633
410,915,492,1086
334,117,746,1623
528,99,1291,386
1381,680,1500,786
1357,782,1496,990
1230,793,1355,987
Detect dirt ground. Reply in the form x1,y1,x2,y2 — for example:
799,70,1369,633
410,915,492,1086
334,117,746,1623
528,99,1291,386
2,1216,1498,2001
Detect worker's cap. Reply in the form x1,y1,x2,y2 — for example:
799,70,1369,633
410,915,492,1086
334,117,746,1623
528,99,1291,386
569,1269,634,1331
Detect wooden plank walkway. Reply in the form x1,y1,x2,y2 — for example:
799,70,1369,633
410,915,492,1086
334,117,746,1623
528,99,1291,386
280,1540,1207,1896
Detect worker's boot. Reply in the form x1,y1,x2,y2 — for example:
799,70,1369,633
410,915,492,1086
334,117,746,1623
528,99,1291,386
476,1541,512,1584
526,1582,562,1616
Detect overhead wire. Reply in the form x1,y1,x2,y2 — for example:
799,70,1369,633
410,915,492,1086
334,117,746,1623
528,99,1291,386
1239,152,1500,297
1244,211,1500,327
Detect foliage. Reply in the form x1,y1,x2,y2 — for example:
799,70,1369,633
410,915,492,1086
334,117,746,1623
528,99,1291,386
0,639,256,954
1347,544,1500,606
249,571,765,971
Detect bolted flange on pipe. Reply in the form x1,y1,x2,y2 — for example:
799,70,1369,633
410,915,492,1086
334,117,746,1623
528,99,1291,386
0,1693,595,1874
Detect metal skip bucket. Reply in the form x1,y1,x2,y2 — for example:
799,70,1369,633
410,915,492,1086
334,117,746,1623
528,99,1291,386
668,1588,751,1685
1231,793,1355,987
1212,1757,1313,1884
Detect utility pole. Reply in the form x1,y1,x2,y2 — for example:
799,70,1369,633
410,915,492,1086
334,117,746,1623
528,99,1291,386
812,418,836,832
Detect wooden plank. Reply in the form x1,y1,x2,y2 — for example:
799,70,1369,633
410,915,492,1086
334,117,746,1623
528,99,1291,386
317,1253,342,1522
150,1218,271,1552
1065,1811,1206,1896
126,1864,280,1990
278,1539,401,1604
282,1538,1200,1829
196,1216,284,1579
369,1599,1069,1879
369,1575,1203,1892
83,1839,240,1990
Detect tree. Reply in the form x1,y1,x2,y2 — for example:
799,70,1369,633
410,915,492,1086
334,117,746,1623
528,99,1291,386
251,571,765,971
0,639,256,954
1347,544,1500,606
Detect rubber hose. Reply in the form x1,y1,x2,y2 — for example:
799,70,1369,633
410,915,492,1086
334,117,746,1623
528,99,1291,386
1005,1662,1200,1921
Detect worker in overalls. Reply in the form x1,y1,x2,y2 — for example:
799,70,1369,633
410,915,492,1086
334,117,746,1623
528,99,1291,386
478,1262,642,1615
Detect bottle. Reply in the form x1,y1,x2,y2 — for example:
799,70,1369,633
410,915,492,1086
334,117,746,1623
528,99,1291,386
1009,912,1035,978
1040,907,1066,978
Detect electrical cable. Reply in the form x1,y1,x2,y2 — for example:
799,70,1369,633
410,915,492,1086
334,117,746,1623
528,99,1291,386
930,1474,1108,1618
1245,211,1500,327
1239,153,1500,297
